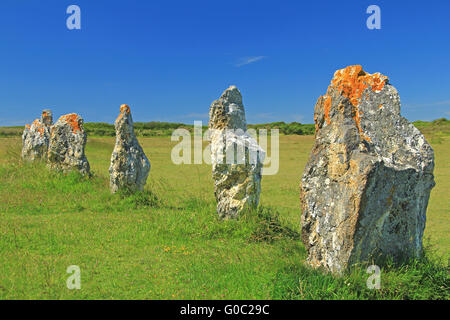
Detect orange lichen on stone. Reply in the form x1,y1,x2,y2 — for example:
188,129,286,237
117,104,131,121
322,65,386,142
30,119,45,136
120,104,130,114
323,95,332,125
61,114,81,133
329,65,387,107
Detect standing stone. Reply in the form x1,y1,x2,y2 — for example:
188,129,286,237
300,65,435,274
47,113,90,175
109,104,150,193
21,109,53,161
40,109,53,126
209,86,265,219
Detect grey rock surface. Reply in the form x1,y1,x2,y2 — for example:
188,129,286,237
47,113,90,175
41,109,53,126
21,110,53,161
300,65,435,274
109,104,150,193
209,86,265,219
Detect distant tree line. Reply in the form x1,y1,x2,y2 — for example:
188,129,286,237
82,121,318,137
1,118,449,137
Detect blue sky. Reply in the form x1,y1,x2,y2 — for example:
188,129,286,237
1,0,449,126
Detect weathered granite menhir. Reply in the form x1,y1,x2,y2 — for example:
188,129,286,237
300,65,435,274
109,104,150,193
47,113,90,175
209,86,265,219
21,109,53,161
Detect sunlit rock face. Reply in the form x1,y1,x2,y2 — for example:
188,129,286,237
109,104,150,193
300,65,435,274
47,113,90,175
22,109,53,161
209,86,265,219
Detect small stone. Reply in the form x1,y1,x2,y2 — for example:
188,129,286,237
209,86,265,219
300,65,435,274
41,109,53,126
47,113,90,175
21,109,53,161
109,104,150,193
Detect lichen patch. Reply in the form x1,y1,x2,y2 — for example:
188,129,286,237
61,114,81,133
323,95,332,125
330,65,388,107
117,104,131,121
321,65,386,142
120,104,130,114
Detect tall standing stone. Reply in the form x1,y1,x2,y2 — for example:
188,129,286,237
47,113,90,175
300,65,435,274
109,104,150,193
209,86,265,219
21,109,53,161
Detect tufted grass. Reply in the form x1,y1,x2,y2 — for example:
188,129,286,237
0,135,448,299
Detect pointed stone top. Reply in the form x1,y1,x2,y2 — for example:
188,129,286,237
120,104,131,114
209,86,246,130
220,85,242,105
117,104,133,124
41,109,53,126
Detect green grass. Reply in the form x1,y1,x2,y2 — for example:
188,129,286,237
0,134,448,300
413,118,450,144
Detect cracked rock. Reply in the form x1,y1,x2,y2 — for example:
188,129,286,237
300,65,435,273
209,86,265,219
109,104,150,193
47,113,90,175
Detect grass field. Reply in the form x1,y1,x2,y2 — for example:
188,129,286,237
0,133,448,299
